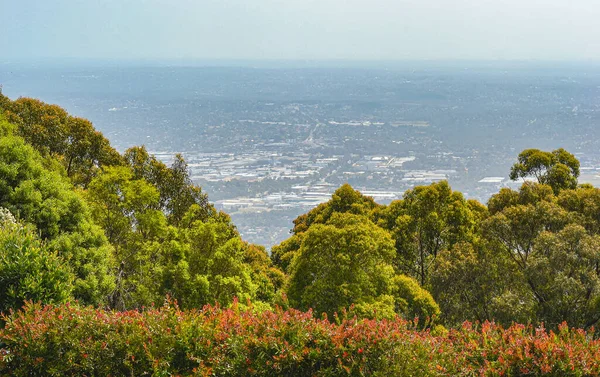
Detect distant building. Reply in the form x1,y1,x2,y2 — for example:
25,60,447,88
478,177,504,184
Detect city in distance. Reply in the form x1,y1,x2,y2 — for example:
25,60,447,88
2,60,599,248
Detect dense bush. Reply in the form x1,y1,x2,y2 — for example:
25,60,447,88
0,133,115,305
0,212,72,314
2,302,599,376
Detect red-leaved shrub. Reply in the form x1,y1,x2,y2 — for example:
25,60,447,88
1,301,599,376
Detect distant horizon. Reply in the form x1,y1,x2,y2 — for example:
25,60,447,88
2,57,600,70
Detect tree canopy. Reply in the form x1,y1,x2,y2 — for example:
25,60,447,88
0,95,280,313
0,131,115,305
285,212,439,324
509,148,580,193
3,93,600,332
0,95,123,187
374,180,478,286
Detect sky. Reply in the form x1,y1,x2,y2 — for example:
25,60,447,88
2,0,600,61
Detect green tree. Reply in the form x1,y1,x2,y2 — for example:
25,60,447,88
85,165,168,309
49,221,116,305
392,274,440,327
557,185,600,234
272,184,380,273
285,212,438,323
526,224,600,328
85,167,262,311
376,181,477,286
286,213,396,318
183,221,256,307
0,115,15,137
484,183,571,271
0,134,115,305
2,97,68,156
509,148,580,193
430,241,522,326
1,96,122,187
153,221,258,310
124,146,215,226
291,183,380,234
0,209,72,314
484,181,600,329
86,166,164,248
63,117,123,186
241,243,286,304
271,233,304,272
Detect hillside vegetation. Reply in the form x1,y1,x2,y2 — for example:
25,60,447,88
1,93,600,375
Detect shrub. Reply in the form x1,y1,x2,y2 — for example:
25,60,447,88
2,302,600,376
0,216,72,315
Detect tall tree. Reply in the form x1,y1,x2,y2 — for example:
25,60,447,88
430,241,521,326
509,148,580,193
85,165,168,309
1,96,122,187
484,180,600,329
286,212,439,323
273,183,380,272
527,224,600,328
376,181,477,286
292,183,380,234
63,117,123,186
124,146,215,226
286,213,396,318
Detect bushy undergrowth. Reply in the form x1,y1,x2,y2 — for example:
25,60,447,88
1,302,599,376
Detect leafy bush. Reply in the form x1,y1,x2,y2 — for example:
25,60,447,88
0,134,115,305
0,213,72,314
2,302,599,376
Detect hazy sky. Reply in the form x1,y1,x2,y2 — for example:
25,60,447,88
2,0,600,61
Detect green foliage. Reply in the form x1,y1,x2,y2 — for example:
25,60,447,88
86,165,163,247
242,243,286,304
271,233,304,271
430,241,520,326
49,221,116,306
4,91,600,341
82,162,270,310
377,180,478,286
1,97,123,187
274,149,600,330
292,183,381,234
392,275,440,327
510,148,580,193
482,182,600,329
124,146,217,225
0,135,83,238
182,221,257,307
63,116,123,185
286,213,396,317
0,115,15,137
527,224,600,328
85,165,170,309
0,134,115,305
557,184,600,233
0,211,72,314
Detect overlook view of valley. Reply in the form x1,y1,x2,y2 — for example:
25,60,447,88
2,61,600,247
4,0,600,373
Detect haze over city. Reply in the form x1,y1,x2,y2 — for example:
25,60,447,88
2,0,600,61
